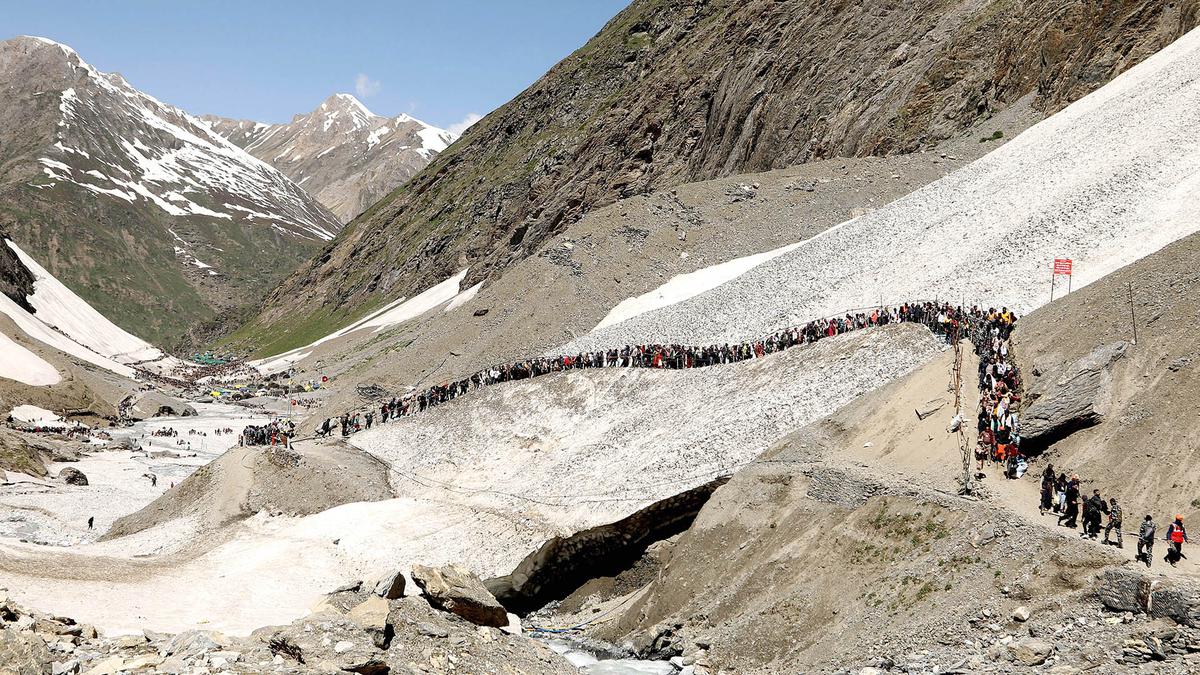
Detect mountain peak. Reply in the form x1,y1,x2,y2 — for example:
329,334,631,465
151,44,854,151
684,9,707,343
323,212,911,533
321,93,377,119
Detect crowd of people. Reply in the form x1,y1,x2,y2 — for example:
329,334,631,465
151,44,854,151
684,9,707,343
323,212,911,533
239,419,296,447
321,301,1008,437
969,309,1023,479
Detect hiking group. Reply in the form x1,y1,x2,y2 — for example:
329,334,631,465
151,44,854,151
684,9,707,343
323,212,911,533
1038,465,1189,568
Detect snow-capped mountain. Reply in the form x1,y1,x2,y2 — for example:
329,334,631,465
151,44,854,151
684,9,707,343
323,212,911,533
0,36,343,345
205,94,457,223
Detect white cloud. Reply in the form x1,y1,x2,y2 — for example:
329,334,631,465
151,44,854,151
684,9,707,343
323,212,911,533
354,73,381,98
447,112,483,137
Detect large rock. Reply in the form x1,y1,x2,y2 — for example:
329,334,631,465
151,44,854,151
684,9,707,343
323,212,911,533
347,596,392,649
1096,568,1200,627
57,467,87,486
1097,568,1151,613
372,570,406,600
0,625,52,675
1021,342,1126,449
1009,638,1053,666
411,564,509,628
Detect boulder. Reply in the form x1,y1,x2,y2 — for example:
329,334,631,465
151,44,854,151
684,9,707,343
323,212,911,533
0,626,52,674
58,467,88,486
1149,585,1200,627
1009,638,1053,666
1021,342,1125,449
1097,568,1151,613
347,596,392,649
372,570,406,599
411,564,509,627
163,629,227,659
1012,606,1031,622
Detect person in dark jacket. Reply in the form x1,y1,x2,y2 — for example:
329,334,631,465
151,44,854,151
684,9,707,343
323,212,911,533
1082,490,1107,539
1137,515,1156,568
1103,497,1123,547
1058,476,1080,528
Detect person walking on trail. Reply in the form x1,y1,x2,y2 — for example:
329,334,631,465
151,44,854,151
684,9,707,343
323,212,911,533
1165,515,1188,567
1103,497,1123,548
1137,515,1156,568
1039,465,1055,513
1083,489,1107,539
87,516,93,530
1058,476,1080,528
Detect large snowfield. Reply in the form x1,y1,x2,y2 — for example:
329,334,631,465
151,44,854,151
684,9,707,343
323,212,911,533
566,25,1200,352
0,239,179,383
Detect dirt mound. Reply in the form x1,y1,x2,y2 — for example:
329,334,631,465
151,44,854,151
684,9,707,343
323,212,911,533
0,427,46,477
103,440,393,540
1011,230,1200,523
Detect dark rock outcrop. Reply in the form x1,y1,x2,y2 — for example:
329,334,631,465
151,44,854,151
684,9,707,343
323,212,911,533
1021,341,1127,450
57,466,87,486
0,230,35,313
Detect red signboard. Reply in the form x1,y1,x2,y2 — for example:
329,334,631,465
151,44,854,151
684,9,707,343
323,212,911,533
1053,258,1073,275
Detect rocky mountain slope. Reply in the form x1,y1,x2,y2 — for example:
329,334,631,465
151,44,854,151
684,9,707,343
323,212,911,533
238,0,1200,354
205,94,456,223
0,36,341,346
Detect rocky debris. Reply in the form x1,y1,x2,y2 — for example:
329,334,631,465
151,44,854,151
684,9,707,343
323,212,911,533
1012,606,1031,622
0,590,574,675
412,564,509,628
725,183,759,203
0,625,52,674
631,622,686,660
56,467,88,486
1021,342,1126,449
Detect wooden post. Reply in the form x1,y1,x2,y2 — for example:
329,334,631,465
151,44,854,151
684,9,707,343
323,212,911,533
1050,267,1056,302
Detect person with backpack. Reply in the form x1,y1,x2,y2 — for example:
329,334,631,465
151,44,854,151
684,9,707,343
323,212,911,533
1165,515,1188,566
1103,497,1123,548
1137,515,1156,568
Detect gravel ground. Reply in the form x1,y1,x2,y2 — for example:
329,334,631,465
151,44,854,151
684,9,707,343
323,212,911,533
563,26,1200,353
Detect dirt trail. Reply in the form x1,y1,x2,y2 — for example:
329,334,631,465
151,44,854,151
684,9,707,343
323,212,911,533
985,463,1200,580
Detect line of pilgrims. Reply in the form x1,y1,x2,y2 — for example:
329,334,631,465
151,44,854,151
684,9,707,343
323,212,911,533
320,301,1018,436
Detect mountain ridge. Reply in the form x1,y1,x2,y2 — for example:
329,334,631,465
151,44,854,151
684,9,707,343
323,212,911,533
204,93,456,223
0,35,342,346
236,0,1200,356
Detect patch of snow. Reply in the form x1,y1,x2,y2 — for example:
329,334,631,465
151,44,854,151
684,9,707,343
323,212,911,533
7,405,63,425
5,240,167,367
0,336,61,386
595,241,804,331
249,269,469,373
444,282,483,313
416,125,454,153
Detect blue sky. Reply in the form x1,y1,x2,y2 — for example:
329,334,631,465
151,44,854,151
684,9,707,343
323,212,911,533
6,0,630,132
